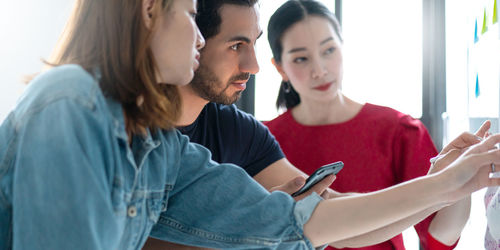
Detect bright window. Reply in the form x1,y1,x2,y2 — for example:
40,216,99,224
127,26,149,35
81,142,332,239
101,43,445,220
445,0,500,248
0,0,74,122
342,0,422,119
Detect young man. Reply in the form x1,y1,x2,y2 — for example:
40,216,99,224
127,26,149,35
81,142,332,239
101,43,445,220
144,0,472,249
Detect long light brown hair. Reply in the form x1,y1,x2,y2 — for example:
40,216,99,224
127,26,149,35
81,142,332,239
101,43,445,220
49,0,179,135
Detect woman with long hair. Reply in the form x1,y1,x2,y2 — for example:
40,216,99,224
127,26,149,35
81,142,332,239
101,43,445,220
265,0,485,249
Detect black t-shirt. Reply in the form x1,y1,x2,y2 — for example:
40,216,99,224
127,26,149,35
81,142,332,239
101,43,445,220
177,103,284,177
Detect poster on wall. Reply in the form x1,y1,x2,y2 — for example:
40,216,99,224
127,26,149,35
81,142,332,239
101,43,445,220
468,0,500,118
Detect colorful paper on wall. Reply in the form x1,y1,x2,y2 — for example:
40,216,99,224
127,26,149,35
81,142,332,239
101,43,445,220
467,1,500,118
482,8,489,34
475,74,480,98
494,0,498,24
475,19,479,43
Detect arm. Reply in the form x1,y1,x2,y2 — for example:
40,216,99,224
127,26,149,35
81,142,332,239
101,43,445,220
329,147,470,248
331,204,444,248
252,157,470,248
330,126,488,248
426,122,490,246
255,125,488,248
253,158,308,189
304,133,500,247
149,133,322,249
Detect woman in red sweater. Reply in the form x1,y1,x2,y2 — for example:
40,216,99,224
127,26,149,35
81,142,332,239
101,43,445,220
264,1,467,249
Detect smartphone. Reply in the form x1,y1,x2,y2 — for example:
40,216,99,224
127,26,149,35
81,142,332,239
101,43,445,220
291,161,344,197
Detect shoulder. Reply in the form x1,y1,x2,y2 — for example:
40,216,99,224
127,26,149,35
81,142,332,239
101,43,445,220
26,65,97,100
263,111,291,131
12,65,105,127
362,103,425,130
18,65,99,111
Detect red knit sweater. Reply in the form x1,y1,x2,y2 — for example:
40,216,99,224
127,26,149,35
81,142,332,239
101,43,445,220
264,103,457,250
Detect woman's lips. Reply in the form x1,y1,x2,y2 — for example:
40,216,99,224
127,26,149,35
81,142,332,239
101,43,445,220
313,82,332,91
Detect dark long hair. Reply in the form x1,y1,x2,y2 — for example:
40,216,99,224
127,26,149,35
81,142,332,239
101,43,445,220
49,0,178,135
268,0,343,111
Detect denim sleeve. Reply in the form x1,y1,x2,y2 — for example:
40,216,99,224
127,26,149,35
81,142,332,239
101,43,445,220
11,99,121,249
149,132,322,249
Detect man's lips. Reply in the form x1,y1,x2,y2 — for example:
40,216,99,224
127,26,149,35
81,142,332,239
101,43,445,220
231,81,247,90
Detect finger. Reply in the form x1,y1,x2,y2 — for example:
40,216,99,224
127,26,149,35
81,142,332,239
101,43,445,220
429,149,462,174
295,174,336,201
269,176,306,194
487,175,500,187
320,190,330,199
475,120,491,138
442,132,482,154
474,165,500,188
466,148,500,171
467,134,500,155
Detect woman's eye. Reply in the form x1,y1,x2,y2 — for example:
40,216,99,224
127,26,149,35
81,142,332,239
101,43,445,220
324,47,335,55
293,57,307,63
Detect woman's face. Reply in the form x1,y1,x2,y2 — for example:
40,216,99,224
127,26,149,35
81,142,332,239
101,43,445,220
150,0,205,85
276,16,343,104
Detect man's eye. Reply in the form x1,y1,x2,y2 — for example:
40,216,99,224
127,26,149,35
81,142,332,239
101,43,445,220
230,44,241,51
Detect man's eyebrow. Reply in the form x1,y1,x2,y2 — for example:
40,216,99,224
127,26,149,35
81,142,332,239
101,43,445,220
227,31,264,44
227,36,251,43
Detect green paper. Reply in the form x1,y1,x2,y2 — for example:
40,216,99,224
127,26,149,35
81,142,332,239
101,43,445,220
494,0,498,24
482,8,489,34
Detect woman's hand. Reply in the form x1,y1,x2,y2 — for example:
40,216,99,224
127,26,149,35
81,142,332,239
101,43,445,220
438,133,500,203
429,120,491,175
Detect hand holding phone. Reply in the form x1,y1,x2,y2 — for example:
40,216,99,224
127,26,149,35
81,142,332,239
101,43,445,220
291,161,343,197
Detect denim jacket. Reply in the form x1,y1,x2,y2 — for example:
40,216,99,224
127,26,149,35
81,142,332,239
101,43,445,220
0,65,322,250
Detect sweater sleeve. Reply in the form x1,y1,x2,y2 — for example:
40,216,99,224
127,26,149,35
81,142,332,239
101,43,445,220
392,115,457,249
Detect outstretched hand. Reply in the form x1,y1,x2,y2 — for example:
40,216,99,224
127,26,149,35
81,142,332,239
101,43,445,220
439,133,500,203
429,120,491,175
269,175,336,201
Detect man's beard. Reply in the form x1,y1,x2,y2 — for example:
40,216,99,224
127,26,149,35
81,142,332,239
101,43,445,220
190,64,249,105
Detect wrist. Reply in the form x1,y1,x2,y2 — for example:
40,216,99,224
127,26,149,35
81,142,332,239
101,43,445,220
421,173,454,206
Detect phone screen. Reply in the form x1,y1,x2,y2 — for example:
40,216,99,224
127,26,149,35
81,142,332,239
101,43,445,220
291,161,343,197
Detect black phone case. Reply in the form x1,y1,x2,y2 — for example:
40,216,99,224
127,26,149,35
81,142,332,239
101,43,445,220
291,161,344,197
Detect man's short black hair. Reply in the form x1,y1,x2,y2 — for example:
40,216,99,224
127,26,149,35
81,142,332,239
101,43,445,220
197,0,259,40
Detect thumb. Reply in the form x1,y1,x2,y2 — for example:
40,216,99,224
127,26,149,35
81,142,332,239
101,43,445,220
269,176,306,194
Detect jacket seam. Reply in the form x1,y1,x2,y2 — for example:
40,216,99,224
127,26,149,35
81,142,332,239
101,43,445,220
158,216,281,246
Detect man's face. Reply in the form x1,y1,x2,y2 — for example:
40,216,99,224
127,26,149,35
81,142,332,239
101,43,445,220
190,4,262,104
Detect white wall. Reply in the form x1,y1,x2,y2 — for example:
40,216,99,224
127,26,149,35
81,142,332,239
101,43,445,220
0,0,74,122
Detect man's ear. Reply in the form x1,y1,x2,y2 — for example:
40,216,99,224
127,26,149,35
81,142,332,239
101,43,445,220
142,0,155,29
271,58,289,82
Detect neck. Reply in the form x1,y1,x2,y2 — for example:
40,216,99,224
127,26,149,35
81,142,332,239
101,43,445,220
177,85,209,127
291,92,363,125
